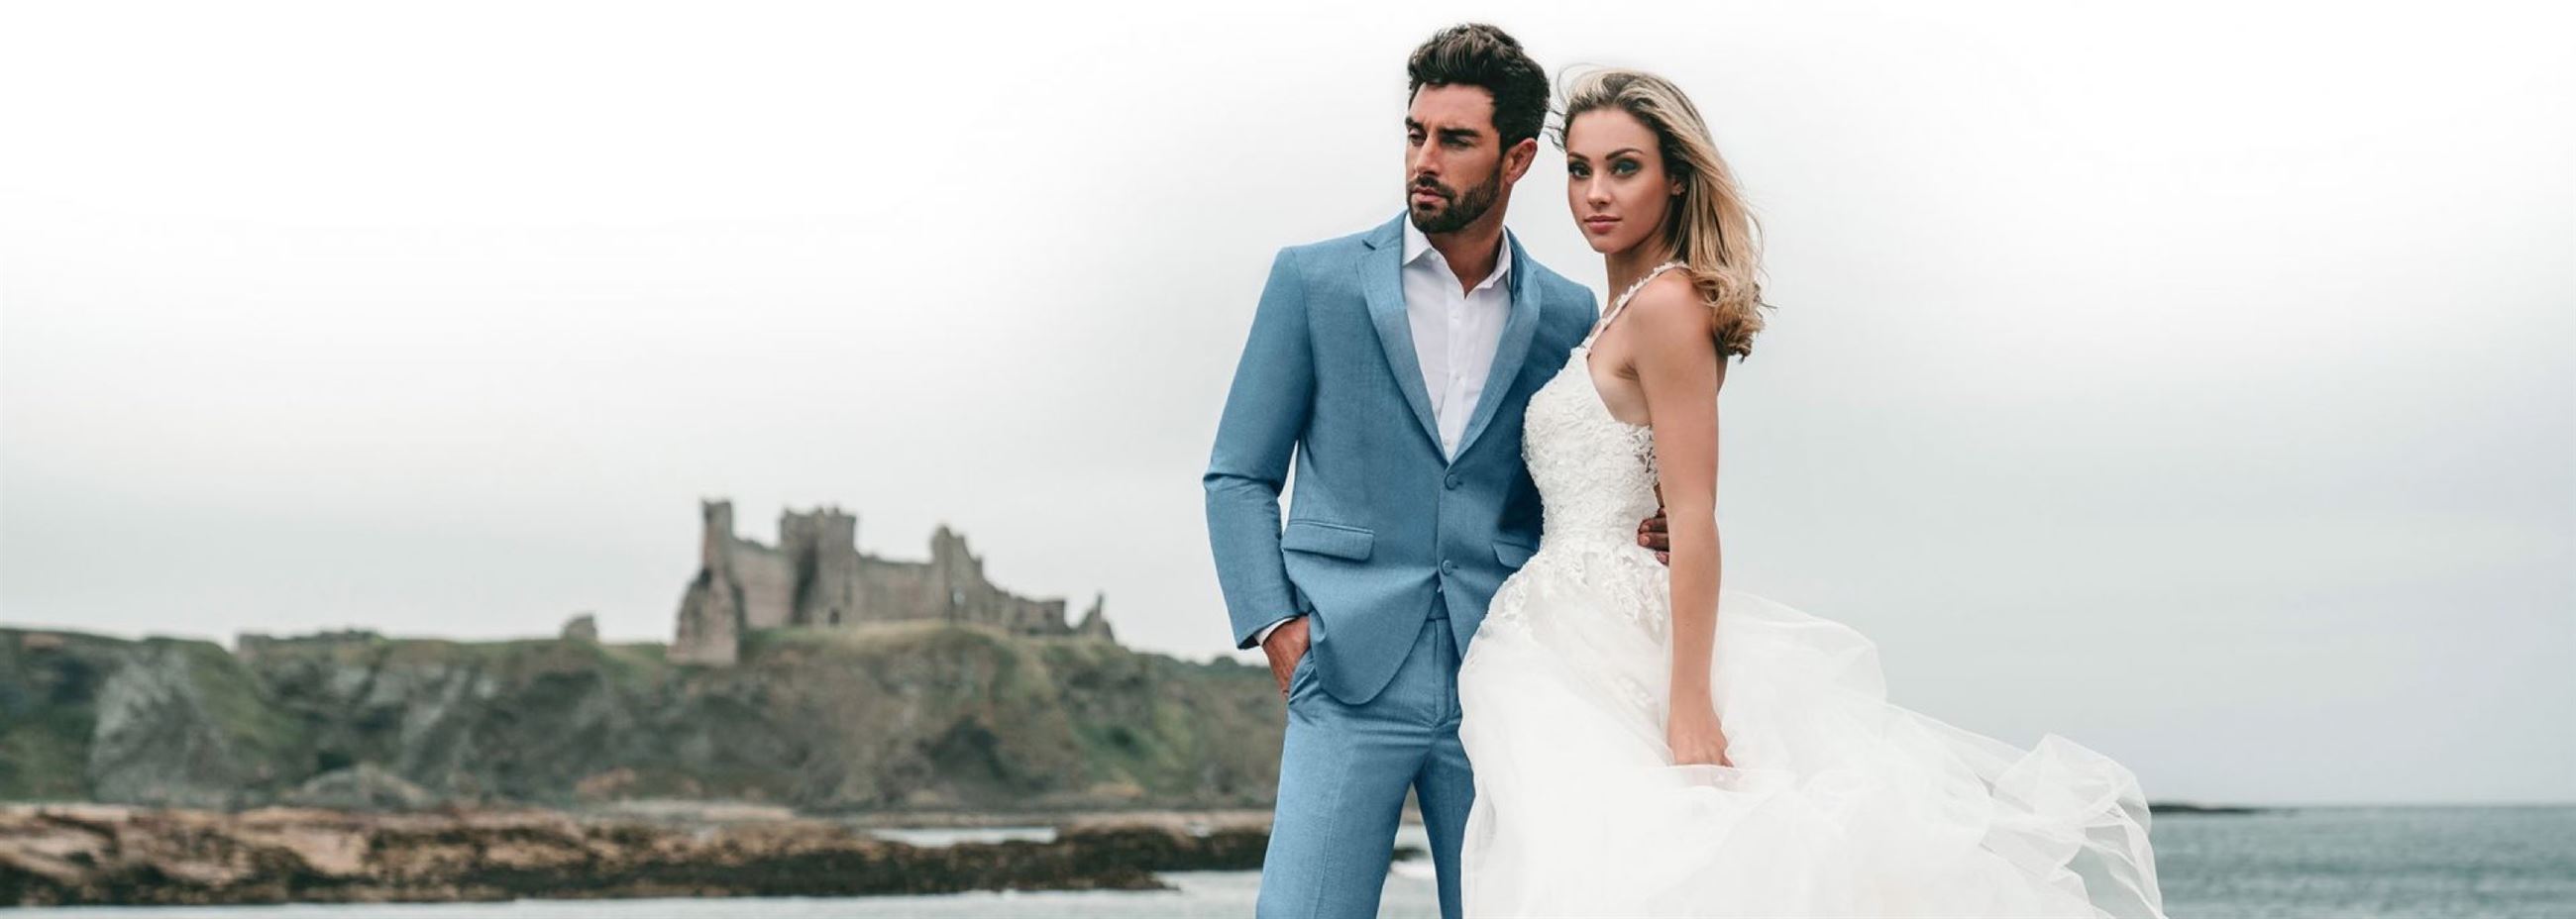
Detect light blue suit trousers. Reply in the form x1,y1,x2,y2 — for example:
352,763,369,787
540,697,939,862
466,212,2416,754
1262,610,1469,917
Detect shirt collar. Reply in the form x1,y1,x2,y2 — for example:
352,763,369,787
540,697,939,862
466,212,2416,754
1401,218,1515,293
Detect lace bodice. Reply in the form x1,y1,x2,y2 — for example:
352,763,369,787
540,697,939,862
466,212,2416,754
1484,262,1684,640
1523,263,1679,545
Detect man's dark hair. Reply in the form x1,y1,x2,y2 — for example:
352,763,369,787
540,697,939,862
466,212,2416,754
1406,24,1550,148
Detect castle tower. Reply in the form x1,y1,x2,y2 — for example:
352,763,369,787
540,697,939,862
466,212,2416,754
702,500,735,571
928,525,978,623
672,499,745,665
788,505,862,627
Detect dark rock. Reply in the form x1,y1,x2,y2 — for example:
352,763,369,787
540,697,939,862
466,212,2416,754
279,765,436,812
0,804,1267,906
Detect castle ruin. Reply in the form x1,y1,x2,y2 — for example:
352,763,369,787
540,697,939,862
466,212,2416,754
672,500,1114,665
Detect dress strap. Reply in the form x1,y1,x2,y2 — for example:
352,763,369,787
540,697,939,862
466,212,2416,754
1583,260,1687,346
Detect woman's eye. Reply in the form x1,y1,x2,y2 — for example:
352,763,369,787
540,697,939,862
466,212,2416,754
1569,163,1589,177
1613,160,1639,175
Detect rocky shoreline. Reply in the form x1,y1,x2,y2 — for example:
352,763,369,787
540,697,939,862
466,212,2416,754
0,804,1270,907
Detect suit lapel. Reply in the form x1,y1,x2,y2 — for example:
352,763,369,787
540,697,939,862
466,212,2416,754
1452,233,1543,463
1360,216,1445,456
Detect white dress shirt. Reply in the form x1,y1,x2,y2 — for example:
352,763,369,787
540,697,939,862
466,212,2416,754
1401,217,1516,460
1256,220,1516,648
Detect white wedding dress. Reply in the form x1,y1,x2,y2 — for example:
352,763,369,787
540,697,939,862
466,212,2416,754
1454,264,2167,918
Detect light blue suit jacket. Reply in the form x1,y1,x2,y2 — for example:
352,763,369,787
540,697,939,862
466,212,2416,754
1205,214,1599,705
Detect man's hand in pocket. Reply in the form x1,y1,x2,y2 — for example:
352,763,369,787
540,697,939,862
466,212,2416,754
1262,616,1312,696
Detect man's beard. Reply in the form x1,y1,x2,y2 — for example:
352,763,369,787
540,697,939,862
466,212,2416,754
1408,168,1503,235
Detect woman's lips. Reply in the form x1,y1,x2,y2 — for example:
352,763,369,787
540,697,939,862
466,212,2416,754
1583,215,1620,234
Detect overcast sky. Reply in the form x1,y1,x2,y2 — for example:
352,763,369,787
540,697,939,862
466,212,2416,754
4,1,2569,806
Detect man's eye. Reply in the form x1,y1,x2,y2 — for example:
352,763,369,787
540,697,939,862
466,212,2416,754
1446,138,1471,150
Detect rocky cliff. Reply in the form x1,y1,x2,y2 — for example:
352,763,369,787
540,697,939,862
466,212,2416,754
0,625,1282,813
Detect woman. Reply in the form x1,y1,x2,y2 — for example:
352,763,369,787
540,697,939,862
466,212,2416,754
1452,68,2168,918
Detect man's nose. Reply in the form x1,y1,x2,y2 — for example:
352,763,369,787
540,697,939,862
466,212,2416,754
1409,146,1441,177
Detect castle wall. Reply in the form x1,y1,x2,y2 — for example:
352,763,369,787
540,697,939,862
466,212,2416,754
949,577,1067,635
731,543,797,631
1003,597,1069,635
851,557,944,626
926,529,1073,635
842,540,1072,635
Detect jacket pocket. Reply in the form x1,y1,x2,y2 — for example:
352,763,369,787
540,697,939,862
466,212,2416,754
1494,538,1538,568
1281,520,1374,562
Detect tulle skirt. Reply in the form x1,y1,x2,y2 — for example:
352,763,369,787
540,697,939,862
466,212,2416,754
1455,578,2166,918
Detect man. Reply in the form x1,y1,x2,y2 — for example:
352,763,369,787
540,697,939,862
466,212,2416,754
1204,24,1667,919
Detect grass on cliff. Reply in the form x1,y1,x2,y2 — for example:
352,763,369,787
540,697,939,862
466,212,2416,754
0,632,101,800
6,624,1283,811
0,630,304,801
741,623,1278,804
166,637,304,774
743,622,1066,704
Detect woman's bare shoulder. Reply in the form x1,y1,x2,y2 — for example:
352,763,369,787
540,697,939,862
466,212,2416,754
1624,271,1721,344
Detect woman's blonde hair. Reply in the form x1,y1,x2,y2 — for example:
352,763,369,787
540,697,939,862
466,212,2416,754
1554,68,1770,359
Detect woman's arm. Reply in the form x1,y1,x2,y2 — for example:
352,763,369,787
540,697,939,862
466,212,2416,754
1623,275,1731,766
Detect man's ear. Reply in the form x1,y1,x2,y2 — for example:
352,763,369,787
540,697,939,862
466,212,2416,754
1502,137,1541,183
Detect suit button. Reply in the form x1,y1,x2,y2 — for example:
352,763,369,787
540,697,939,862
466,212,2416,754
1442,559,1457,571
1444,473,1462,489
